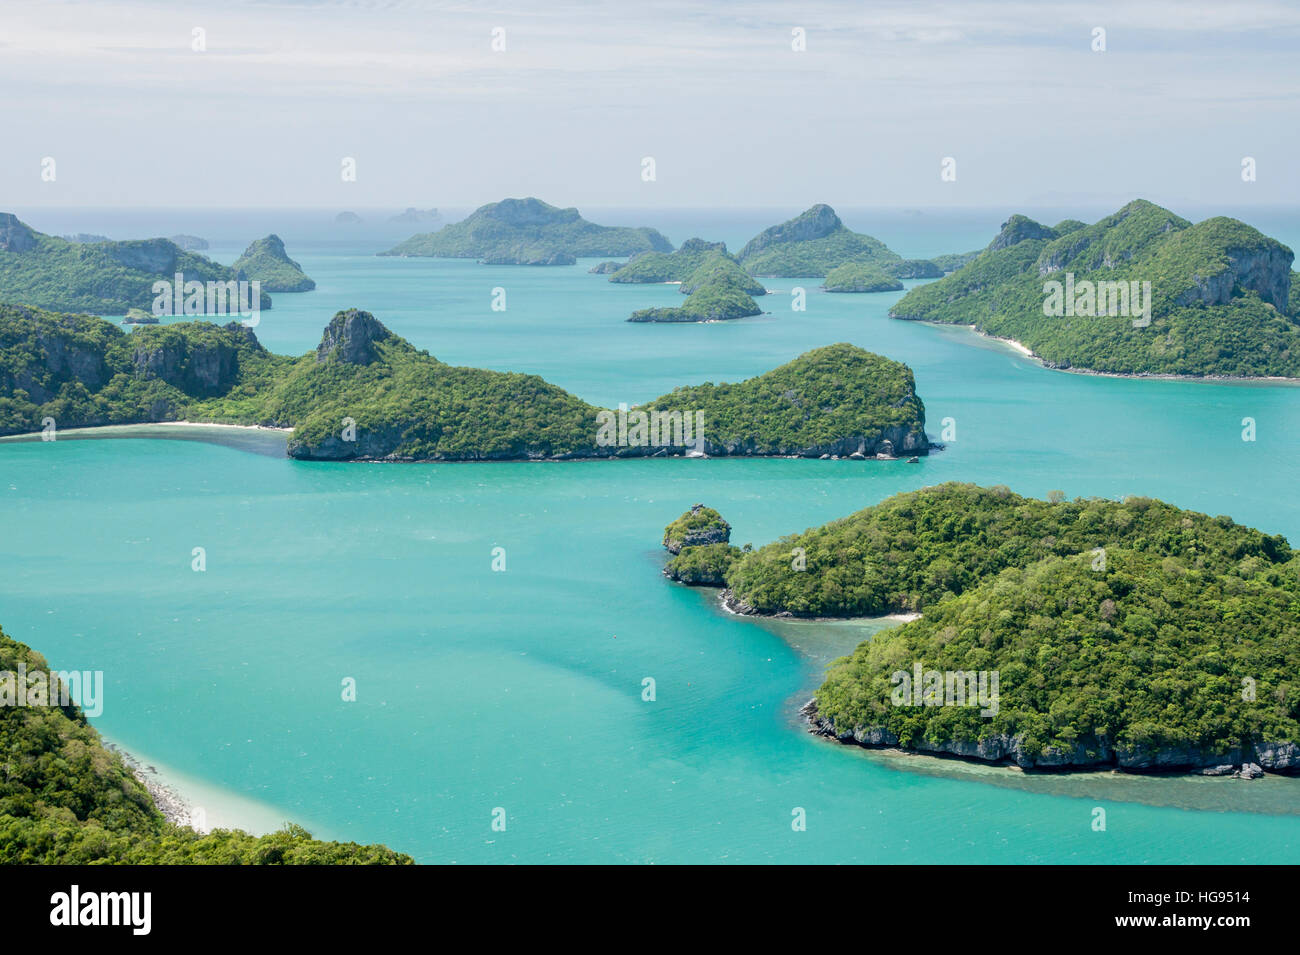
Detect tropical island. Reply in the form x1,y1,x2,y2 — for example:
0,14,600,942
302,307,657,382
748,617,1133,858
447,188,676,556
380,197,673,263
626,252,766,323
231,234,316,292
891,199,1300,378
660,483,1299,775
823,262,904,293
0,624,411,863
0,213,270,314
0,305,929,461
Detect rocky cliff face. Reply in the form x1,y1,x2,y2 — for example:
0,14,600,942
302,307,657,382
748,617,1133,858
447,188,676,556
987,214,1055,252
741,204,842,255
663,504,731,554
130,323,257,397
0,213,36,253
315,309,391,364
1171,241,1294,312
806,702,1299,775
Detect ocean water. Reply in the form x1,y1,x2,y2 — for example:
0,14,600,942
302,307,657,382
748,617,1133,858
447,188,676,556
1,207,1298,863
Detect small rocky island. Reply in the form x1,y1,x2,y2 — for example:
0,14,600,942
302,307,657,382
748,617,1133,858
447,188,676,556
626,248,766,323
231,234,316,292
662,505,740,585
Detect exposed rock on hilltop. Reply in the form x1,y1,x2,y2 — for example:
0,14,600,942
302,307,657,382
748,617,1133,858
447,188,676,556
0,214,36,253
987,214,1059,252
380,197,673,263
662,505,739,586
737,204,903,278
315,308,391,364
663,504,731,554
232,234,316,292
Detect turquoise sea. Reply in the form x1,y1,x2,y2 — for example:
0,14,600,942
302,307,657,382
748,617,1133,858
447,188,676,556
2,207,1299,863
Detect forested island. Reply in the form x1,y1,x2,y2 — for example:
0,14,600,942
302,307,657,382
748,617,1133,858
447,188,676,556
0,213,270,314
380,197,672,263
661,483,1300,775
0,625,411,863
891,199,1300,378
626,257,766,323
823,263,904,293
231,234,316,292
0,305,929,461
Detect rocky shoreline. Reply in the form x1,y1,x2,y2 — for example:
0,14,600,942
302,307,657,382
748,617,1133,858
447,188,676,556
106,743,205,829
800,699,1299,779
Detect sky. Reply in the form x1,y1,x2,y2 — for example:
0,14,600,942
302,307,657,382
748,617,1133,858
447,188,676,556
2,0,1299,210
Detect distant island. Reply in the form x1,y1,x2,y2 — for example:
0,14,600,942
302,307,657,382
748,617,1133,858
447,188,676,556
169,234,209,251
335,211,363,224
232,234,316,292
625,245,767,323
379,197,673,263
0,623,411,863
0,305,929,462
823,263,904,293
891,199,1300,378
388,207,441,224
0,213,270,314
662,483,1300,776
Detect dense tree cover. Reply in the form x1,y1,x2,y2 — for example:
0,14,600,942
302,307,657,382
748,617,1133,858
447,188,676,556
230,234,316,292
640,343,927,454
606,239,731,284
664,542,743,585
0,305,288,434
678,254,766,296
723,483,1292,616
737,204,902,277
627,277,763,323
892,200,1300,377
0,306,927,460
884,259,943,279
823,263,904,293
813,547,1300,763
930,250,981,273
0,214,270,314
0,627,412,864
380,197,672,261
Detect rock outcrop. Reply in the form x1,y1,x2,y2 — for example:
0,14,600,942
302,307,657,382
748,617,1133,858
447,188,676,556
314,309,391,365
805,701,1298,776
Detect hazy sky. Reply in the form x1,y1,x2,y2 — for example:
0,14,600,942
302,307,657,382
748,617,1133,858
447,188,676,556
3,0,1299,209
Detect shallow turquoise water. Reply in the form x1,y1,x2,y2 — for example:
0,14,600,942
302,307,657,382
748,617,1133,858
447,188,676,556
2,209,1298,862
